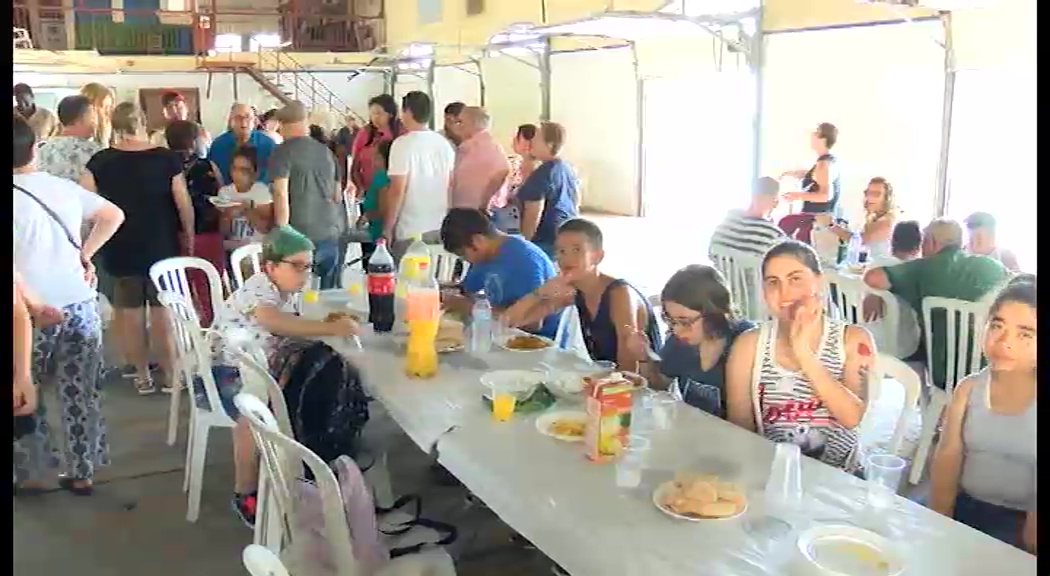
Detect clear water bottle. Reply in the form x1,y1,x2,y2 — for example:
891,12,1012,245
846,232,863,266
471,297,493,353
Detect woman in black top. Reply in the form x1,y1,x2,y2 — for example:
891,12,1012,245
167,119,225,326
778,122,842,243
82,102,195,394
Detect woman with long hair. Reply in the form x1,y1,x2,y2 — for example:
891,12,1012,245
491,124,538,234
78,83,114,147
826,176,897,262
81,102,195,394
629,265,757,418
928,275,1036,553
349,94,402,195
725,240,874,472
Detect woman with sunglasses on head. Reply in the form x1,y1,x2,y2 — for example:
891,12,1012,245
725,240,874,473
209,225,365,527
928,275,1036,554
628,265,755,419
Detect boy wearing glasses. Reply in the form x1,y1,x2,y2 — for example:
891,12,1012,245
210,225,359,526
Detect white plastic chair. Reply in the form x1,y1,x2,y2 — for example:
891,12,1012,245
709,246,767,321
231,243,264,290
824,270,909,358
429,247,469,285
156,291,203,447
874,354,922,458
234,394,457,576
909,296,988,485
150,256,226,325
226,345,395,551
159,291,237,522
243,544,291,576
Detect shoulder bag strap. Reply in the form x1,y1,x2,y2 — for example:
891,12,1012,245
14,184,82,251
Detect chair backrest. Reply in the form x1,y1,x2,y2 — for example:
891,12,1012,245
921,296,988,394
234,394,359,576
158,291,233,423
231,243,264,290
429,247,469,285
824,270,907,357
150,256,225,323
875,354,922,457
226,344,293,436
709,246,767,321
554,305,591,361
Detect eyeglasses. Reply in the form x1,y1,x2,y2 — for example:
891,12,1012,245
280,260,315,273
662,313,704,329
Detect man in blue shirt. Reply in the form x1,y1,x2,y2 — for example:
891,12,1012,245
517,121,578,256
208,103,277,184
440,208,560,339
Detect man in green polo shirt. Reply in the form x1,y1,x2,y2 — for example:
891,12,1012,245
863,218,1008,389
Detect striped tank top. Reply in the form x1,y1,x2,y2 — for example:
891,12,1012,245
750,318,861,472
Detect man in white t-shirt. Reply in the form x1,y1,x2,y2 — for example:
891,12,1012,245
13,115,125,493
382,91,454,260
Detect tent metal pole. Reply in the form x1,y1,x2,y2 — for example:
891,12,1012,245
630,40,644,217
426,58,436,130
933,11,955,217
540,38,552,121
751,3,765,186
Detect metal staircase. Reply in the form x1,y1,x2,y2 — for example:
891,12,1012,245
196,48,363,122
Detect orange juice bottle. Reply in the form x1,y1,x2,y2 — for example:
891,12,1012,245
404,266,440,379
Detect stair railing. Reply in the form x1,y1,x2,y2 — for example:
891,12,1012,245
256,47,363,123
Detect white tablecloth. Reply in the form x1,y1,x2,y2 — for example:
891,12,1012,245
436,404,1036,576
310,301,1033,576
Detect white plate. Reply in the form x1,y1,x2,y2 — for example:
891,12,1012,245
495,334,556,353
535,410,587,442
208,197,241,208
795,525,905,576
479,369,545,399
651,481,748,522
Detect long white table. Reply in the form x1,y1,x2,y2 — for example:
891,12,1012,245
318,316,1035,576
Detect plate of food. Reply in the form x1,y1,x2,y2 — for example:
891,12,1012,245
795,525,904,576
324,311,361,323
652,473,748,522
497,333,555,352
535,410,587,442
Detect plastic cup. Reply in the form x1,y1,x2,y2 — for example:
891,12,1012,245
615,435,651,489
647,391,678,431
865,453,906,509
302,275,321,304
765,442,803,511
490,379,518,422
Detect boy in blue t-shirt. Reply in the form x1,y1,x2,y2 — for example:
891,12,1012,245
439,208,559,339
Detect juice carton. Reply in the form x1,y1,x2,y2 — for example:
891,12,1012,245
585,377,635,462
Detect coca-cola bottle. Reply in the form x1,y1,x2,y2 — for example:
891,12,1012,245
367,239,396,332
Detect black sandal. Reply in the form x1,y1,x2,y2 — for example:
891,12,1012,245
58,477,94,496
134,375,156,395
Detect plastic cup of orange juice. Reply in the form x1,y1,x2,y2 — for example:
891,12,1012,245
491,381,517,422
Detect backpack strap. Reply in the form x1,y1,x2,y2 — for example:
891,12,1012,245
375,492,458,558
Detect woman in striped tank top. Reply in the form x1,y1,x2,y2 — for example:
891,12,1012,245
725,240,875,472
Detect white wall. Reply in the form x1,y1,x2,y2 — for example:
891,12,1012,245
13,70,385,136
551,47,639,215
761,21,945,226
433,64,483,111
480,54,542,148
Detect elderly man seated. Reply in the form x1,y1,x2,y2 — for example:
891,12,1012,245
965,212,1021,271
863,218,1009,387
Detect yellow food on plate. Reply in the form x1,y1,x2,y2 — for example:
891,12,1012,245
660,474,748,519
325,311,359,322
548,419,586,438
505,335,551,350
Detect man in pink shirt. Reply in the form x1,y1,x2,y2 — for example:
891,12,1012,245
450,106,511,212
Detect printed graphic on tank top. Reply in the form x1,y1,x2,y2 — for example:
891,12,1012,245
751,318,861,472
